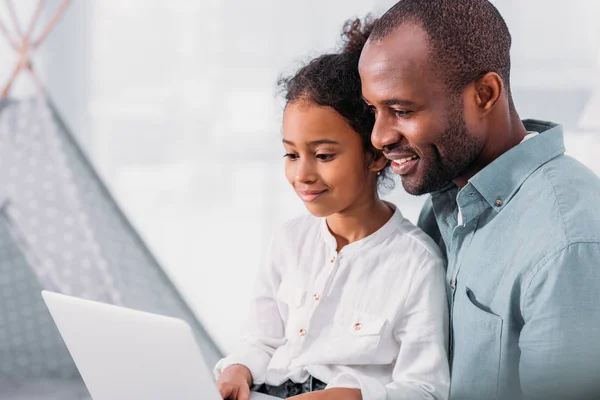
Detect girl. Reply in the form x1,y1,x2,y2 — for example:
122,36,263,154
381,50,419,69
215,18,449,400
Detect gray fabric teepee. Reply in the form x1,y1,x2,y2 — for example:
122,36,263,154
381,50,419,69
0,203,89,399
0,2,222,397
0,94,223,400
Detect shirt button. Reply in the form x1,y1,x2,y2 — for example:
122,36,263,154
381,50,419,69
495,199,503,207
450,279,456,289
330,256,336,263
354,322,362,331
299,328,306,336
313,294,320,301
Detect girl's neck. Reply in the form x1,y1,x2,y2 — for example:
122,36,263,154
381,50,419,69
326,195,394,252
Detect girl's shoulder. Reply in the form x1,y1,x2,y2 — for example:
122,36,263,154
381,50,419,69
385,211,444,262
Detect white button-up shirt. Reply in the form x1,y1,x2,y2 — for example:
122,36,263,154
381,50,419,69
215,207,449,400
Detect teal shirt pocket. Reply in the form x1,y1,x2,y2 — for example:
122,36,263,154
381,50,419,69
451,286,503,400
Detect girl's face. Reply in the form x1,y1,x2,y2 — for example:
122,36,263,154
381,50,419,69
282,101,383,217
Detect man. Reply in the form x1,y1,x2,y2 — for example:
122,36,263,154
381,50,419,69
359,1,600,399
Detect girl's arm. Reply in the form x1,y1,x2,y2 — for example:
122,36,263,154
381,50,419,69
214,236,287,387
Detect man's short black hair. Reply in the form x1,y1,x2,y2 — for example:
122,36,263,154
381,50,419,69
371,0,512,99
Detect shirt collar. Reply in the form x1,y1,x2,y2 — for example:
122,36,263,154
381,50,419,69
469,119,565,211
319,203,403,255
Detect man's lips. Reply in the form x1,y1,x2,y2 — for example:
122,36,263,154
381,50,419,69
387,153,420,175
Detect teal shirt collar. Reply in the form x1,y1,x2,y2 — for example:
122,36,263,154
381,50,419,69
469,119,565,210
431,119,565,211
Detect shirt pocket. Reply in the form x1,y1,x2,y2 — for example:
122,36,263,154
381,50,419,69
276,280,306,308
452,286,503,400
326,309,387,364
276,280,307,338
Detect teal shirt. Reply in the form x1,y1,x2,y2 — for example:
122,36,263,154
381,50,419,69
418,120,600,400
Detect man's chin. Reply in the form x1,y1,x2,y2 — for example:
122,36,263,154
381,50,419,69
400,174,451,196
400,177,429,196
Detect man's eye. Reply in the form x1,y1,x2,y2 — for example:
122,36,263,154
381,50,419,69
393,109,413,117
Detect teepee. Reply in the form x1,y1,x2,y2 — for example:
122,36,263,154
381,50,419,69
0,2,222,398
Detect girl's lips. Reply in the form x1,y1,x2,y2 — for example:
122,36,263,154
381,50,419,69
298,190,327,202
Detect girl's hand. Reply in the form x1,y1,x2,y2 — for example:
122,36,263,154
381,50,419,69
287,388,362,400
216,364,253,400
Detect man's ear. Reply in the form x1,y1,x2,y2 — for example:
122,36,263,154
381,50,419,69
472,72,504,115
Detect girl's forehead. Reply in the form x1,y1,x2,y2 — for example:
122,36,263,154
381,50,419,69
282,104,360,146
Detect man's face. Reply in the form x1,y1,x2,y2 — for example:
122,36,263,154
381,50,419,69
359,23,484,195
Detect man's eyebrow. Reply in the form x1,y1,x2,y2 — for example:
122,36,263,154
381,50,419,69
361,97,416,107
382,99,416,107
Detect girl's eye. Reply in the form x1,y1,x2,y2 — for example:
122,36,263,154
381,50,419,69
316,153,335,161
283,153,298,160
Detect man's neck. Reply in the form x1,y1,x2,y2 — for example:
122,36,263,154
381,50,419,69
453,115,528,189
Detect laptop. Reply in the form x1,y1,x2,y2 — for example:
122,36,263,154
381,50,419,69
41,290,279,400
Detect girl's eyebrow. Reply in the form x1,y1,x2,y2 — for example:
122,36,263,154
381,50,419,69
283,139,340,146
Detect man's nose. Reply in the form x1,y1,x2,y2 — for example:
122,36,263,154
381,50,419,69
371,112,401,150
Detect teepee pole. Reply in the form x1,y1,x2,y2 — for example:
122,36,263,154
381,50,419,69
1,58,24,96
0,16,19,49
1,0,70,97
25,0,46,43
27,63,45,99
33,0,70,49
5,0,23,37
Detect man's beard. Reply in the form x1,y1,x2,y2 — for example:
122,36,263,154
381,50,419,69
401,113,483,196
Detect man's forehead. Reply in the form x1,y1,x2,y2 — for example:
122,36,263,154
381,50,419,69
359,23,431,76
359,51,424,81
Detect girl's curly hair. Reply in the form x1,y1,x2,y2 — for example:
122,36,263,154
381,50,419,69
278,16,394,192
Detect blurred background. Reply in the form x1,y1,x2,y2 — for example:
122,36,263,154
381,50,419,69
0,0,599,380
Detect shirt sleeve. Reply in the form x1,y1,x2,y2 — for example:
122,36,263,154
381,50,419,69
213,234,287,385
327,256,450,400
520,241,600,399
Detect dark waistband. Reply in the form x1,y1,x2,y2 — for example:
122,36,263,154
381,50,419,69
256,375,327,398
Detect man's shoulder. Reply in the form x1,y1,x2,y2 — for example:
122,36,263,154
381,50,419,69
417,196,446,257
417,196,435,229
521,154,600,243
